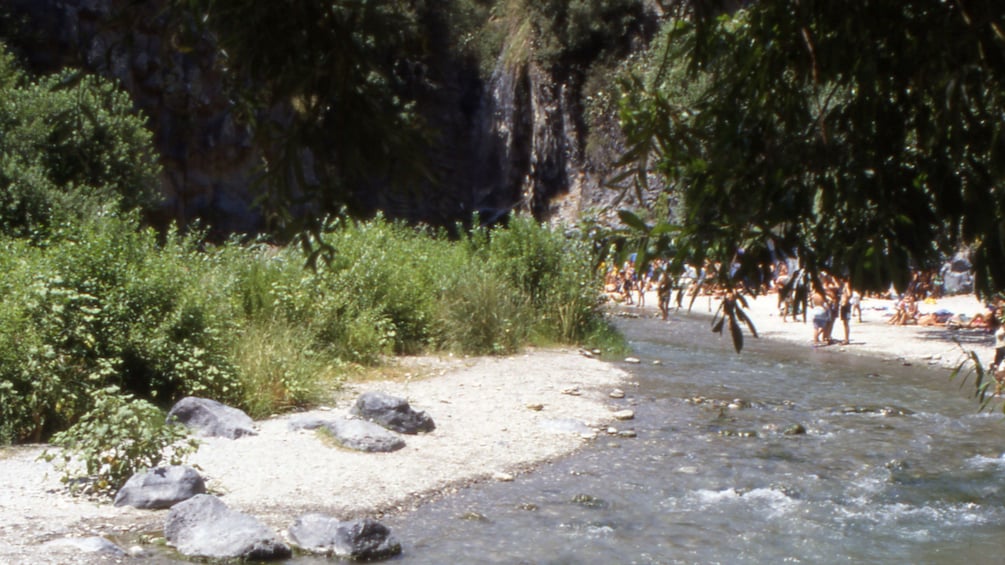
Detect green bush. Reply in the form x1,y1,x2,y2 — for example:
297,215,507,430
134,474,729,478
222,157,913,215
232,319,333,418
439,268,530,355
0,211,610,445
42,386,199,497
483,217,602,342
0,47,161,239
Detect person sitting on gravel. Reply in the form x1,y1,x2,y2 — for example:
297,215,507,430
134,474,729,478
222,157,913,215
888,295,919,325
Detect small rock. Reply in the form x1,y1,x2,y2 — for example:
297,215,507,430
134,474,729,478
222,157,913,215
526,403,544,411
321,418,406,453
652,359,662,365
609,389,626,399
591,349,602,355
607,427,618,435
44,537,126,556
624,357,641,364
618,430,637,438
612,409,635,421
561,387,581,396
351,391,435,434
492,472,515,482
579,349,595,358
784,424,807,436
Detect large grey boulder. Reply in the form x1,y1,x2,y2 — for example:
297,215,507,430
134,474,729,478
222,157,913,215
350,391,435,434
165,494,291,560
114,465,206,509
167,397,257,439
322,418,406,453
288,514,402,561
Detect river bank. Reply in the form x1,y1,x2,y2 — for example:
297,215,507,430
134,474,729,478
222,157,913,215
661,291,995,372
0,350,632,563
1,290,997,563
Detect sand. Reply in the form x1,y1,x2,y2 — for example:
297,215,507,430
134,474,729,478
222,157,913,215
1,290,996,563
731,292,994,371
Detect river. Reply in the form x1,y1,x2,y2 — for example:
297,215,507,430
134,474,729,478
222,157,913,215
375,310,1005,564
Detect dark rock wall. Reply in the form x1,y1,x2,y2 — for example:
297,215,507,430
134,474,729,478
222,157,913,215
5,1,658,234
6,0,263,235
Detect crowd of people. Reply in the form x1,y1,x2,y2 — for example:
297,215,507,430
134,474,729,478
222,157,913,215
603,256,1005,393
604,257,1000,340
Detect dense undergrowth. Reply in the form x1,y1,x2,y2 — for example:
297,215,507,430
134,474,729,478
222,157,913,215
0,212,620,446
0,38,623,491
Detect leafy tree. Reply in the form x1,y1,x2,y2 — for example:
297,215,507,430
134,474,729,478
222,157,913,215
0,45,162,239
616,2,1005,347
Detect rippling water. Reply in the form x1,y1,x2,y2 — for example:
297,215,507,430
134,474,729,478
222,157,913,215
378,311,1005,564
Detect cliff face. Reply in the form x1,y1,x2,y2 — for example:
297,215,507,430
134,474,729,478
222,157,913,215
6,0,263,235
5,1,656,234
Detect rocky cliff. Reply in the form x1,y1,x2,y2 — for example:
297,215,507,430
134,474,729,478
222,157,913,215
3,0,662,235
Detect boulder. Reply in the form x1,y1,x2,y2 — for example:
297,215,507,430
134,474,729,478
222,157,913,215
288,514,402,561
322,418,406,453
167,397,256,439
350,391,435,434
114,465,206,509
165,494,291,560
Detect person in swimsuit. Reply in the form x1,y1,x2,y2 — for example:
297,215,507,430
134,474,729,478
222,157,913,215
811,293,830,345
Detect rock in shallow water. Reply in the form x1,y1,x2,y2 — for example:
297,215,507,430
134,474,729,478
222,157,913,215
288,514,401,560
165,494,291,560
43,536,126,556
612,409,635,421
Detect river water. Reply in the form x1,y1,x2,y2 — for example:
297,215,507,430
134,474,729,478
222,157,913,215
377,311,1005,564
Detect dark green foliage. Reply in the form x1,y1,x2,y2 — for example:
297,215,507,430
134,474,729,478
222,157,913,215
0,213,609,444
614,3,1005,354
168,0,430,236
523,0,645,67
0,47,161,239
619,3,1005,298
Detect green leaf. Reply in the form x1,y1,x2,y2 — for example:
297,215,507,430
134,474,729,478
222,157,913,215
617,209,651,234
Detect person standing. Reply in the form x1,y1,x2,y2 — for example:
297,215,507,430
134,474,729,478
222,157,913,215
838,280,853,345
811,293,830,346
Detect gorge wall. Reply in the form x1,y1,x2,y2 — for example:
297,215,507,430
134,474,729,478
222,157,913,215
3,1,663,235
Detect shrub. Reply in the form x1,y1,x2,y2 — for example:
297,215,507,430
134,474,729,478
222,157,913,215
439,268,530,355
483,216,602,342
232,319,336,418
0,46,162,239
0,212,611,446
318,218,444,355
42,386,199,497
